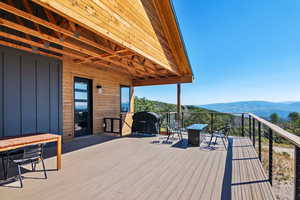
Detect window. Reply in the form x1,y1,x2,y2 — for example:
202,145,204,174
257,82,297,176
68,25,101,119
120,86,131,112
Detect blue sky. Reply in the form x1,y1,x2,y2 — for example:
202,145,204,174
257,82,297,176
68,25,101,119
135,0,300,105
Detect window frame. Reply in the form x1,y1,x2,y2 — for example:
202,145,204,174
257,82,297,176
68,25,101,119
120,85,131,113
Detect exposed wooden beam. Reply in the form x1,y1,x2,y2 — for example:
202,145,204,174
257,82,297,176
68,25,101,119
0,1,180,79
0,39,61,60
21,0,47,44
0,17,147,77
30,0,181,76
0,31,85,61
132,75,193,86
6,0,31,41
0,3,153,77
0,31,137,77
0,2,116,55
43,7,60,38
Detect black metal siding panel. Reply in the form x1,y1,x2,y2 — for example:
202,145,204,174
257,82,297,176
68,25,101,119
36,59,50,133
58,61,63,135
0,45,62,138
50,61,59,133
3,49,21,137
0,51,3,138
21,56,37,135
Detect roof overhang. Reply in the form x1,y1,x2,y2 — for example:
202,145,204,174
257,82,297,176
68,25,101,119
0,0,193,86
132,75,193,87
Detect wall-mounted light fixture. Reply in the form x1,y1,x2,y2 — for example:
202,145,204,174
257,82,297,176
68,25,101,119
96,85,103,94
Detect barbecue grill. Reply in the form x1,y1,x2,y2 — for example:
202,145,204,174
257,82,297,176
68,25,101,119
132,112,160,135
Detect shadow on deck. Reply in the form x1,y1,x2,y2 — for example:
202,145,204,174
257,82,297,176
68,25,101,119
0,134,274,200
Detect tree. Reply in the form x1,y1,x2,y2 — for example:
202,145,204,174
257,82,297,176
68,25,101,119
288,112,300,122
270,113,280,124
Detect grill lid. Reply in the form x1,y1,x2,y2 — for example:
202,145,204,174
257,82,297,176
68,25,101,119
132,112,160,123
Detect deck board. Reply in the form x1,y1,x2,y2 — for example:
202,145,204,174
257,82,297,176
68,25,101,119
0,134,275,200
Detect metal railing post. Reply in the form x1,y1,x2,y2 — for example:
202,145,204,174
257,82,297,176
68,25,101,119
211,113,214,134
242,113,245,137
167,112,170,135
258,122,262,161
253,118,256,147
119,118,122,136
181,112,184,129
269,128,273,185
294,146,300,199
249,115,252,139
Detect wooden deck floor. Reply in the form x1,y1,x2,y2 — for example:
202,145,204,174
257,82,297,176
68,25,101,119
0,134,275,200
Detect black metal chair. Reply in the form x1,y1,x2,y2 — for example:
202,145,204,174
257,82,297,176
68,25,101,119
6,144,47,188
208,125,231,150
1,152,7,180
166,122,183,142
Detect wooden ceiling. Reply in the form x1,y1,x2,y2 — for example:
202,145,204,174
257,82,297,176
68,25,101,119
0,0,193,86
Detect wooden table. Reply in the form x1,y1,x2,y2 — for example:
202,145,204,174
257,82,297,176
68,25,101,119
186,124,208,146
0,133,62,170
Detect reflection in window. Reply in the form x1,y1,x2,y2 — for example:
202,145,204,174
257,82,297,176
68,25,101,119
75,82,87,90
75,102,88,111
75,92,87,100
120,86,130,112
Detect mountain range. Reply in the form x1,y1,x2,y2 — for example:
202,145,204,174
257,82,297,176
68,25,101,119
199,101,300,119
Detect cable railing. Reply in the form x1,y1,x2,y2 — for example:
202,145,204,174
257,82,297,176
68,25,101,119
158,111,299,199
115,111,299,199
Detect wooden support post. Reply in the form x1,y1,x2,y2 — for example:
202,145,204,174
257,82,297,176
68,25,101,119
56,136,62,170
253,118,256,147
258,122,262,161
269,128,273,185
177,83,181,128
242,113,245,137
294,146,300,200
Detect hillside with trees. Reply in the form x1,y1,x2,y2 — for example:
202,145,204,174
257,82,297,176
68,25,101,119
269,112,300,137
135,97,238,133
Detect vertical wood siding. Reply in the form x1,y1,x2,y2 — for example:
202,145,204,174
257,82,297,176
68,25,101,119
0,45,62,138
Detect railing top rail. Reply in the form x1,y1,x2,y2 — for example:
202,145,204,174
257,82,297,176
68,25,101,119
249,113,300,147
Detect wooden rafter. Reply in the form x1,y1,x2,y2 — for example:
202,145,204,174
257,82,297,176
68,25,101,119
0,3,151,77
0,39,61,60
0,31,84,60
30,0,181,76
6,0,31,41
0,17,146,76
0,1,181,80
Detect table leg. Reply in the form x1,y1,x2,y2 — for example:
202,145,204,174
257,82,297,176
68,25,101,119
56,136,62,170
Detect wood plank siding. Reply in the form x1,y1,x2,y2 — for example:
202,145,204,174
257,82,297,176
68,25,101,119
32,0,188,74
62,56,134,141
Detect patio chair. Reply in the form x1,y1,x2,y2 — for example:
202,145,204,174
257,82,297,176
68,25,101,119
208,125,231,150
1,153,7,180
1,149,24,180
166,122,183,142
6,144,47,188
